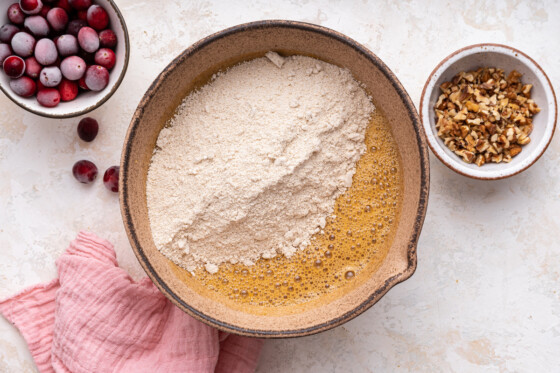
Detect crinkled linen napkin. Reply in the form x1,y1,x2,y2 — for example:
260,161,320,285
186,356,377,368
0,232,263,373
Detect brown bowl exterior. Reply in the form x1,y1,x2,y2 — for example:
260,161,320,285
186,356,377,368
120,20,430,338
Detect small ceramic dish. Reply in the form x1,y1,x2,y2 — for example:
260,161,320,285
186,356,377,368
419,43,557,180
120,20,430,338
0,0,129,118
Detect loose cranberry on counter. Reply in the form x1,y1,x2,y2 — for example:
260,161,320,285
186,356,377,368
10,31,35,57
94,47,114,70
7,3,26,25
0,24,20,43
36,87,60,107
72,159,97,183
3,55,25,78
19,0,43,15
103,166,119,192
77,117,98,141
98,29,116,48
9,76,36,97
86,5,108,31
83,64,107,91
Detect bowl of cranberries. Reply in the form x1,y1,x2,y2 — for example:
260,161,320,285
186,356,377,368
0,0,129,117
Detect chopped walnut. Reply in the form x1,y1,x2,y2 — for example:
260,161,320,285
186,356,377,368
434,67,540,166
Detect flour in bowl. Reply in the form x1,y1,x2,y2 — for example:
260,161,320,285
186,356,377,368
146,52,375,274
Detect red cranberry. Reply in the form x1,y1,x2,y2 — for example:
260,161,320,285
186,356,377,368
77,117,98,141
58,78,77,101
36,87,60,107
24,56,41,78
3,55,25,78
103,166,119,192
94,47,114,70
9,76,36,97
84,64,108,91
60,55,85,80
46,7,68,32
0,43,12,63
19,0,43,15
34,38,57,65
86,5,108,31
66,19,86,36
72,160,97,183
77,26,98,52
11,32,35,57
68,0,90,10
36,79,46,90
98,29,116,48
24,15,50,37
39,4,50,17
54,0,71,12
7,3,26,25
0,24,20,43
78,75,88,90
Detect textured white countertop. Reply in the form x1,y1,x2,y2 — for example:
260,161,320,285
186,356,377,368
1,1,559,372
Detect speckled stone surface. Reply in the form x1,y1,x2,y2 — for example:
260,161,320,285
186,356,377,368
1,0,559,372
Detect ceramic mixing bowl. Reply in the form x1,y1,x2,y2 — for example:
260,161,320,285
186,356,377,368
120,20,430,337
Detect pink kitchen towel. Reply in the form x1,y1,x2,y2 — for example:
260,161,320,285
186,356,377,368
0,231,263,373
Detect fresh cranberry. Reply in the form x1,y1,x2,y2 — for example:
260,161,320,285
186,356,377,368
56,33,78,56
86,5,108,31
84,64,108,91
46,7,68,32
19,0,43,15
77,117,98,141
7,3,26,25
39,4,50,17
68,0,90,10
58,78,77,101
36,87,60,107
39,65,62,87
36,79,46,90
9,76,36,97
76,9,87,20
103,166,119,192
72,160,97,183
24,56,41,77
98,29,116,48
78,75,88,90
94,47,114,70
54,0,71,12
0,24,20,43
3,55,25,78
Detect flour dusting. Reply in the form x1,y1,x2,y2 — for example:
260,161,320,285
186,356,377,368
146,52,375,273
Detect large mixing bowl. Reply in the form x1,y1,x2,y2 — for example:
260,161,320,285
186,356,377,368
120,20,430,338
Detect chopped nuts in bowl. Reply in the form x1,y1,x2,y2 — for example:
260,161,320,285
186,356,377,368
420,44,557,179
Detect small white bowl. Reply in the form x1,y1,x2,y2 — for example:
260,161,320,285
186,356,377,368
0,0,129,118
419,43,557,179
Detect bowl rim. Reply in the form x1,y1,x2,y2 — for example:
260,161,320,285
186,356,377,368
0,0,130,119
120,20,430,338
419,43,557,180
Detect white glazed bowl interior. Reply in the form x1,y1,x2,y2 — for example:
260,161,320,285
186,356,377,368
421,44,556,179
0,0,128,118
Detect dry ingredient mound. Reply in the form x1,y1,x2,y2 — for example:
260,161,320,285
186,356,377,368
146,52,375,274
